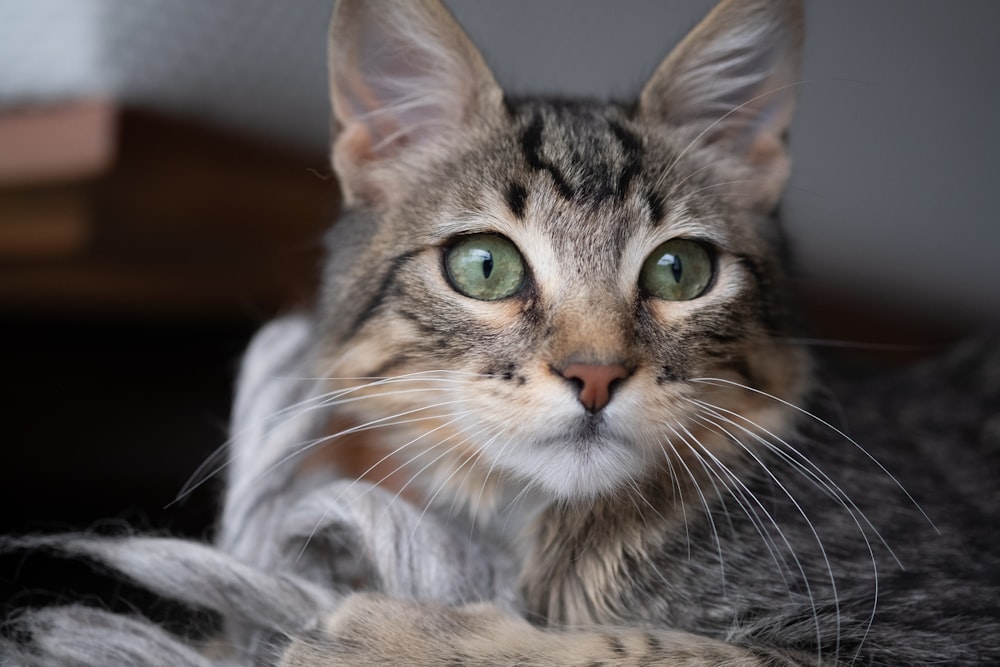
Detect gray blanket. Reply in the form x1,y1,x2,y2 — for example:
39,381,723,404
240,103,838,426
1,315,517,666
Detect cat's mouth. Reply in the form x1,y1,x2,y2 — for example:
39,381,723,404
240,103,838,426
575,413,605,439
539,412,629,451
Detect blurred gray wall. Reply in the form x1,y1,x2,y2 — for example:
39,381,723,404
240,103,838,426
2,0,998,320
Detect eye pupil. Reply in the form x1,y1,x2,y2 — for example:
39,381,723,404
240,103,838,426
480,253,494,279
658,253,682,283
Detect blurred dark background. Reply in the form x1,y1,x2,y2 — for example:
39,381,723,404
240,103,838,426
0,0,996,620
0,109,335,618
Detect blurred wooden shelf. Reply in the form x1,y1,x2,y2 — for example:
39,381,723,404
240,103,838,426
0,101,337,321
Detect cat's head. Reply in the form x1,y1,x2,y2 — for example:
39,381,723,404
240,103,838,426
315,0,809,506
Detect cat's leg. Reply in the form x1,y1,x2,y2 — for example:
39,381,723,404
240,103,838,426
279,593,816,667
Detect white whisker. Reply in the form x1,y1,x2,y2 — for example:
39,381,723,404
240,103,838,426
469,432,516,531
175,371,485,503
271,372,481,421
292,411,485,561
689,399,883,662
499,480,542,544
691,397,897,566
691,376,937,533
333,411,483,507
405,430,500,551
684,405,840,662
655,441,691,557
676,423,737,536
171,439,235,506
673,419,794,592
663,424,725,580
235,400,479,505
377,422,494,526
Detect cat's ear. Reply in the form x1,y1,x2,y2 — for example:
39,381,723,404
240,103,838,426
639,0,804,209
328,0,504,204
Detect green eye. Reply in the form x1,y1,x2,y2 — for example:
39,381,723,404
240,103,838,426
640,239,714,301
445,234,526,301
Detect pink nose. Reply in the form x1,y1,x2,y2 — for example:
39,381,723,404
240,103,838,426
559,363,630,413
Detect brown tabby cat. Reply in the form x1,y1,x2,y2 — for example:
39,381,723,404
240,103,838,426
5,1,998,665
274,0,1000,665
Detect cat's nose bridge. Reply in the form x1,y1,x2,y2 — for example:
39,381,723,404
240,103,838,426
546,295,633,358
545,296,635,412
548,289,630,338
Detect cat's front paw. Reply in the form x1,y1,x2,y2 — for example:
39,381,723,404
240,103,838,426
278,593,780,667
279,593,529,667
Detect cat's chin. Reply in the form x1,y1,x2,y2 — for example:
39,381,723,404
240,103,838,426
507,432,648,501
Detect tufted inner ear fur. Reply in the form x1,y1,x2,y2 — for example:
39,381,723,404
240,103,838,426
328,0,504,205
639,0,804,210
